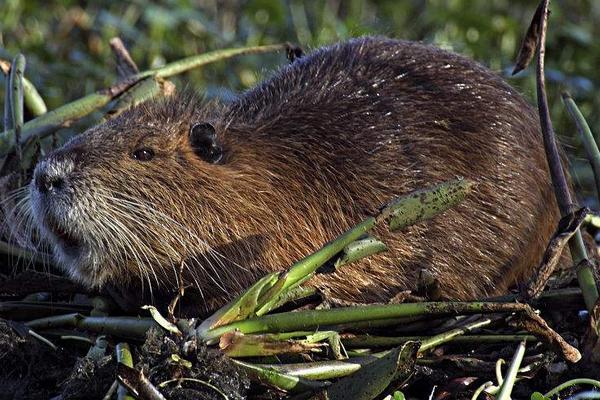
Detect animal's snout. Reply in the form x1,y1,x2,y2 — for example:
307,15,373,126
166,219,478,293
35,169,65,194
33,158,74,195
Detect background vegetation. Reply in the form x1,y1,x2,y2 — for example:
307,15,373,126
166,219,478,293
1,2,599,398
1,0,599,193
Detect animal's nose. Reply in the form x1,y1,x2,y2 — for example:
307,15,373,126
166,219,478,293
34,160,70,194
36,171,65,194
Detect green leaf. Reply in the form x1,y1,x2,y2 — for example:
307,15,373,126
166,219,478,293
333,236,388,269
393,391,406,400
232,359,328,393
311,341,419,400
530,392,549,400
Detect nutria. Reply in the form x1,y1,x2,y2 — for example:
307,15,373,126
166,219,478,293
28,36,559,311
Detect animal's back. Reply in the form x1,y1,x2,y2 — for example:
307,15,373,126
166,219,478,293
223,36,557,301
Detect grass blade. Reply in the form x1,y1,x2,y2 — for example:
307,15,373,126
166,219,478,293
495,340,527,400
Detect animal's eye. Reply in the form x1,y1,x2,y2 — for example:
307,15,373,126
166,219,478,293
131,148,155,161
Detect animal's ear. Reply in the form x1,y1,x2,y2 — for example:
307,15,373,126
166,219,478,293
285,43,304,63
189,122,223,164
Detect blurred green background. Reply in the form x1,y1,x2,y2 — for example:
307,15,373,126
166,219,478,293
1,0,599,196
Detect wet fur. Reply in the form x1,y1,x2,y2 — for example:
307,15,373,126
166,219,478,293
29,37,559,309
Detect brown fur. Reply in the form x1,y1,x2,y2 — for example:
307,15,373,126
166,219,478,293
30,37,560,310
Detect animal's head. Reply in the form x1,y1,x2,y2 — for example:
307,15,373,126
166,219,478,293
28,94,241,291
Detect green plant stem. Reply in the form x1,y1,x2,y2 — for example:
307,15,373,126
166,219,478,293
543,378,600,398
21,76,47,116
201,301,529,341
9,54,25,165
116,343,135,400
135,44,285,79
342,334,536,348
570,232,598,312
61,335,95,345
3,72,13,132
561,92,600,316
562,92,600,200
197,272,280,334
107,76,167,117
471,381,494,400
9,55,25,131
142,305,181,335
495,340,526,400
327,315,425,331
28,329,58,350
26,313,157,339
419,318,492,352
0,59,47,116
0,91,117,152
